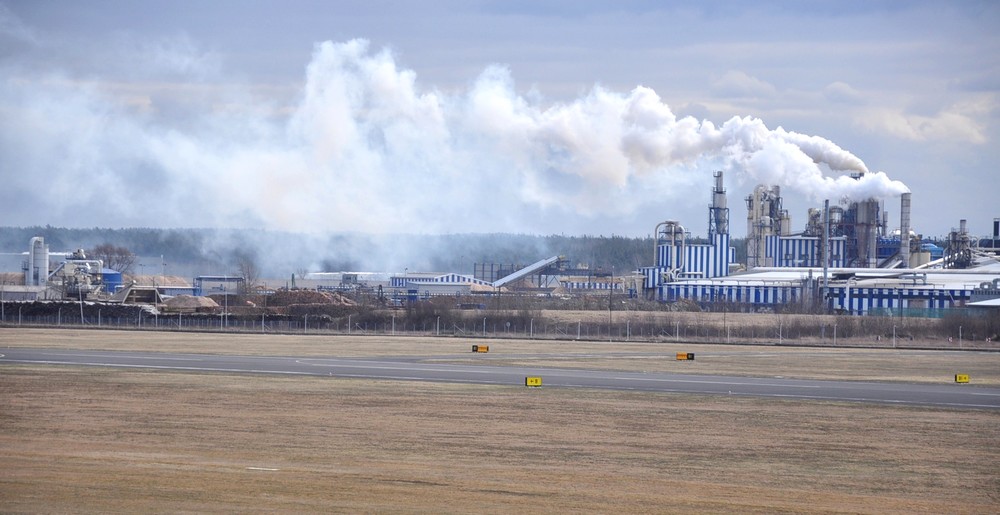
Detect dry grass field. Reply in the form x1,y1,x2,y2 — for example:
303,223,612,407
2,328,999,513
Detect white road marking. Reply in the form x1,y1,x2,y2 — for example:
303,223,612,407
20,351,206,362
294,359,512,375
0,359,318,376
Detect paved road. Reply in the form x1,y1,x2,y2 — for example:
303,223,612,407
2,347,998,409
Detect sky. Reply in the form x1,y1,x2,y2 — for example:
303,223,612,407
1,0,998,241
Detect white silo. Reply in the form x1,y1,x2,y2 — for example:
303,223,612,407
25,237,49,286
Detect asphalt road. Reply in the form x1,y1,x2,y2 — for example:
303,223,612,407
2,347,998,410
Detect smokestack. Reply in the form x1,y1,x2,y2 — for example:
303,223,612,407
993,218,998,239
899,193,911,268
960,219,967,235
709,171,729,238
822,199,829,299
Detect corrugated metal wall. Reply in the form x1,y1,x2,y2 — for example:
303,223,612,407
659,282,971,315
762,236,847,268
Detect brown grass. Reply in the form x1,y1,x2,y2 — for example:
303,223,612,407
1,329,998,513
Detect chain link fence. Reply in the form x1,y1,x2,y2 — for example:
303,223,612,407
3,300,998,349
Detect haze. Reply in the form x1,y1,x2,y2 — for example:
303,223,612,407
1,1,996,239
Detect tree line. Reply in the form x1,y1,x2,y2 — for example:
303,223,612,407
0,226,749,278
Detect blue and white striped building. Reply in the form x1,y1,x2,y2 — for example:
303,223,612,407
656,264,1000,315
560,280,622,291
765,235,847,268
634,213,986,315
390,273,494,289
642,233,734,290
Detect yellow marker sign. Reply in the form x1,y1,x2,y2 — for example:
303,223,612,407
955,374,970,384
676,352,695,361
525,376,542,387
472,345,489,353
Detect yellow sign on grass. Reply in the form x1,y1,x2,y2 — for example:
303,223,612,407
955,374,970,384
525,376,542,387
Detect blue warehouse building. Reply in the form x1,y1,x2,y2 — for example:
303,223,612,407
658,266,1000,315
766,235,847,268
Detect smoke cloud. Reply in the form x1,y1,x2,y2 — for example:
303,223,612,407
1,38,909,239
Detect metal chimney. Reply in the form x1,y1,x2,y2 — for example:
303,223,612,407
708,171,729,239
899,193,911,268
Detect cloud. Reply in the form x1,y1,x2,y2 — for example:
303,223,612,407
135,33,222,79
709,70,777,99
823,81,865,105
858,100,991,145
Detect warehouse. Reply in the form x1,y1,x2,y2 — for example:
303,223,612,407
661,264,1000,315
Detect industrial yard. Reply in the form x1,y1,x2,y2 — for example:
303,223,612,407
4,171,999,327
2,329,998,513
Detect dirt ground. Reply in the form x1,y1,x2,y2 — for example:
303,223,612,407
2,328,999,513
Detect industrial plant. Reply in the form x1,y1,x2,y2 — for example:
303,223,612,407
3,169,999,320
641,171,1000,315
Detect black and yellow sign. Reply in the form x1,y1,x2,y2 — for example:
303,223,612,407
472,345,489,353
676,352,695,361
525,376,542,387
955,374,970,384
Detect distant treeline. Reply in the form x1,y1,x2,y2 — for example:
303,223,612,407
1,226,748,278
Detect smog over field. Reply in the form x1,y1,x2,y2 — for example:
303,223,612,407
1,2,995,244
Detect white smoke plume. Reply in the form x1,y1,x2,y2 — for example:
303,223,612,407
1,38,908,238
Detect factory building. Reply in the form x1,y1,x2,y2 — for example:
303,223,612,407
662,266,999,315
745,184,790,268
640,230,733,288
14,237,108,299
645,171,1000,315
641,172,736,291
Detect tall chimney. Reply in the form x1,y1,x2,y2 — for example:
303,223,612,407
899,193,911,268
709,170,729,238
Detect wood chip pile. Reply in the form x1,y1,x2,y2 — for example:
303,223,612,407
266,290,356,307
162,295,219,313
0,272,23,285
